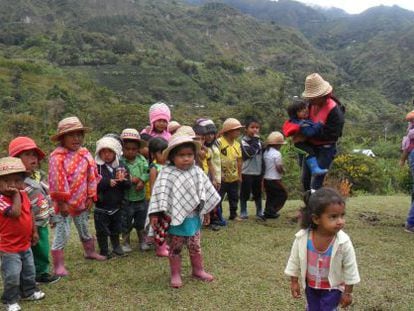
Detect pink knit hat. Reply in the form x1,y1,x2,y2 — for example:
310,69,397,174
149,102,171,125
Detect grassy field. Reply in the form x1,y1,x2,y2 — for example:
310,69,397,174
11,195,414,310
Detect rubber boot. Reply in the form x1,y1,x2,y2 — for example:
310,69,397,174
138,230,150,252
82,238,107,261
156,241,169,257
110,235,125,256
190,253,214,282
169,255,183,288
51,249,69,277
306,156,328,176
96,234,109,257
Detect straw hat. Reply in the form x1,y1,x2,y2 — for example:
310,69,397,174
302,73,333,99
0,157,28,177
95,136,123,167
120,128,141,142
406,110,414,121
167,121,181,134
51,116,90,142
220,118,243,134
162,133,200,161
266,131,286,145
175,125,196,138
8,137,46,160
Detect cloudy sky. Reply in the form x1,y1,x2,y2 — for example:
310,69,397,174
293,0,414,14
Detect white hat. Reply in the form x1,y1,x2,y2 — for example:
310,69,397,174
95,136,123,167
302,73,333,99
162,133,200,161
266,131,286,145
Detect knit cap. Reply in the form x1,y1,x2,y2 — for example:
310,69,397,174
149,102,171,126
95,136,123,167
193,118,217,136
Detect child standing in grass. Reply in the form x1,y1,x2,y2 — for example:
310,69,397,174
240,116,264,220
0,157,45,311
120,129,151,253
263,132,288,219
141,102,172,141
8,137,60,284
148,134,220,288
217,118,243,220
285,187,360,311
95,136,131,258
49,117,105,277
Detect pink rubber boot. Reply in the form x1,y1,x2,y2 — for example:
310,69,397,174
190,253,214,282
155,241,169,257
169,255,183,288
82,238,107,261
51,249,69,276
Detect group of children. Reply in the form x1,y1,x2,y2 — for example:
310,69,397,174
0,101,360,311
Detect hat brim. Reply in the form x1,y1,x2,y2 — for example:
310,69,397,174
162,139,201,162
219,125,243,136
302,84,333,99
50,127,90,142
0,168,30,177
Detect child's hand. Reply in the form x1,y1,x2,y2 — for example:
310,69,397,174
58,202,70,217
149,215,159,230
290,279,301,298
110,179,118,187
136,180,144,191
0,180,19,197
340,293,353,308
131,176,139,184
31,231,39,246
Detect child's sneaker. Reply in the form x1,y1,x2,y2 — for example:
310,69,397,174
121,243,132,253
5,303,21,311
404,224,414,233
21,290,45,301
36,273,61,284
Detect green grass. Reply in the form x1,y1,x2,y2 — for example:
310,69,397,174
14,195,414,310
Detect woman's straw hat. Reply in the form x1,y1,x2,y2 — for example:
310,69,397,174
266,131,286,145
162,133,200,161
175,125,196,138
0,157,28,177
302,73,333,99
220,118,243,134
8,137,46,160
51,116,90,142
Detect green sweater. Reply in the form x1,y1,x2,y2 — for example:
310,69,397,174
121,155,149,202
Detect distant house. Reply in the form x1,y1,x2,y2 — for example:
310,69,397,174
352,149,376,157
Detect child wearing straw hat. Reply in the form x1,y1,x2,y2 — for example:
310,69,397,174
8,137,60,285
217,118,243,220
263,132,288,219
0,157,45,311
48,116,105,277
94,136,131,258
148,133,220,288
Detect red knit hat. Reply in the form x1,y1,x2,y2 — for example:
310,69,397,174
8,137,46,160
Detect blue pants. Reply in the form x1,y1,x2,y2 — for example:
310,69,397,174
1,248,38,304
305,286,342,311
300,144,337,191
407,151,414,226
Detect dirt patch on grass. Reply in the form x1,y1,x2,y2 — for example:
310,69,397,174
358,212,403,227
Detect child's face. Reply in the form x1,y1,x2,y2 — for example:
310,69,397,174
19,150,39,173
173,147,195,170
153,119,168,133
226,129,241,140
194,135,205,145
123,141,140,161
62,131,84,151
99,148,116,164
297,107,309,119
204,133,216,144
312,203,346,235
246,122,260,137
0,173,25,196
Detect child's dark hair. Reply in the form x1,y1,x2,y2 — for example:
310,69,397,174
244,116,260,128
168,142,196,164
148,137,168,163
300,187,345,229
287,100,308,119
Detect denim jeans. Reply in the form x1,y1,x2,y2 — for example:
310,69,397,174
1,248,37,304
406,151,414,226
300,144,337,191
